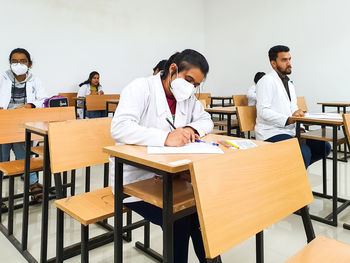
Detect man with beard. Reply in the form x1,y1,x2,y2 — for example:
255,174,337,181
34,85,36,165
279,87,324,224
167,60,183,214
254,45,330,168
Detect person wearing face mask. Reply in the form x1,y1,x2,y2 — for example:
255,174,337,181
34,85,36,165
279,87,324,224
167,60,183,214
255,45,331,168
0,48,47,208
110,49,221,263
77,71,105,118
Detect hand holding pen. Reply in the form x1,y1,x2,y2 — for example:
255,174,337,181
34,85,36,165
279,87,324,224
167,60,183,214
165,117,198,146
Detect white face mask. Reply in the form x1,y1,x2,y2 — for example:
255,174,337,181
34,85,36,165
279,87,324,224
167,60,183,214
11,63,28,76
170,69,195,102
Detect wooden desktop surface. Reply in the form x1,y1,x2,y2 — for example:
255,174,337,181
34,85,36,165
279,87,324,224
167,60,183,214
103,134,266,174
205,106,236,114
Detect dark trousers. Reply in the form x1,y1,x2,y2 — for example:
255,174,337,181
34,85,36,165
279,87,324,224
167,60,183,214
124,201,207,263
265,134,331,168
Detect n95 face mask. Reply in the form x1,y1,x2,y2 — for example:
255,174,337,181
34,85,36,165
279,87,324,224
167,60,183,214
11,63,28,76
170,70,195,102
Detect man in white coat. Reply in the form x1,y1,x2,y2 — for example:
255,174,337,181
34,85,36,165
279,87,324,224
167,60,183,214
110,49,220,263
255,45,330,168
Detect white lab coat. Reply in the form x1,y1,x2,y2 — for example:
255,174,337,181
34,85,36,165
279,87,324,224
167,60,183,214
255,70,299,141
109,74,213,200
247,84,257,106
0,70,46,109
77,83,103,97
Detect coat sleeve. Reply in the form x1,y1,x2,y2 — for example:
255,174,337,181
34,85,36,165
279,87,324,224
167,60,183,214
186,98,214,137
31,78,47,108
111,79,169,146
256,76,289,127
289,83,299,113
77,85,87,97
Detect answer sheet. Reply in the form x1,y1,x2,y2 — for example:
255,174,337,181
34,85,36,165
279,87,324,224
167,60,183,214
148,143,224,154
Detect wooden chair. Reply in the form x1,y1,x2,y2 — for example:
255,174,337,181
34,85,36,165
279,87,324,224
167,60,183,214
189,138,350,262
0,107,76,237
233,95,248,106
195,93,211,107
85,94,120,111
297,96,308,112
236,106,256,138
50,118,153,262
58,92,78,107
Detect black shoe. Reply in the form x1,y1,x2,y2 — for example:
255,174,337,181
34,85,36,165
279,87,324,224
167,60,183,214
213,256,222,263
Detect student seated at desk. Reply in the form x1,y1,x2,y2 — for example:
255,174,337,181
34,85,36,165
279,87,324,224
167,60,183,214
255,45,331,168
247,71,265,106
77,71,106,118
0,48,47,207
110,49,222,263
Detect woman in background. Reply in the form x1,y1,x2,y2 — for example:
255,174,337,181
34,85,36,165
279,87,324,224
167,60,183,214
77,71,106,118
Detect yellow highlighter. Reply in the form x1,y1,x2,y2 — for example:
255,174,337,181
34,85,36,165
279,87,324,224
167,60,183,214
224,140,240,149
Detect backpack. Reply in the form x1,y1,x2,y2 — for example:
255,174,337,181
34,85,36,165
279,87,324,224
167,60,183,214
43,95,68,108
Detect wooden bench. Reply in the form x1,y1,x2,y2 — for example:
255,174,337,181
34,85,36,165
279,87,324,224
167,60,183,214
49,118,154,262
85,94,120,111
0,107,76,237
195,93,211,107
189,138,350,262
58,92,78,107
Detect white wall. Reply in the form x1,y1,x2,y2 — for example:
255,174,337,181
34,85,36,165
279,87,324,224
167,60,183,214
0,0,205,96
203,0,350,112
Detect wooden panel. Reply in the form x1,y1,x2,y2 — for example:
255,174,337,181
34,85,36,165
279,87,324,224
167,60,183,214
213,119,238,127
48,117,115,173
31,146,44,156
199,99,207,109
58,93,78,107
300,128,345,143
342,114,350,146
297,97,308,112
195,93,211,106
124,177,195,213
286,236,350,263
210,129,227,135
189,139,313,259
289,116,343,126
55,186,127,226
106,99,119,112
103,134,268,174
0,107,76,144
85,94,120,111
317,102,350,107
0,158,43,176
233,95,248,106
205,106,236,114
236,106,256,132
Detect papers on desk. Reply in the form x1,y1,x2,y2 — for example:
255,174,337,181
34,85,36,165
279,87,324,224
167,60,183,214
225,140,258,150
147,143,224,154
304,113,342,120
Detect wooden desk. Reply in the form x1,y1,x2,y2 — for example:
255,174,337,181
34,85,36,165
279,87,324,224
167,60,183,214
106,99,120,115
210,96,233,107
318,102,350,113
290,115,350,226
103,134,266,263
205,107,237,136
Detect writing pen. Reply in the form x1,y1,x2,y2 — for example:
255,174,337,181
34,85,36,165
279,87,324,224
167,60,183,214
195,139,219,146
165,117,176,130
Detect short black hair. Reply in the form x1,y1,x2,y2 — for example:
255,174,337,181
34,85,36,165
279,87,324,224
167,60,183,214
9,48,32,64
161,49,209,80
268,45,290,61
153,60,167,73
254,72,265,84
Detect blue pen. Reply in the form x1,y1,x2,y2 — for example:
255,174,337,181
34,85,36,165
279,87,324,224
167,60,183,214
195,139,219,146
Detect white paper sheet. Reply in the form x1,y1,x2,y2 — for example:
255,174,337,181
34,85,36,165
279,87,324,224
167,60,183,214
148,143,224,154
226,140,258,149
304,113,342,120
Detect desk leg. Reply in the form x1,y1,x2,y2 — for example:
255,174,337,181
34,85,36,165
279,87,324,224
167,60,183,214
256,231,264,263
322,105,325,113
331,126,338,226
299,206,315,243
322,131,327,195
115,158,124,263
106,102,109,116
163,174,174,263
227,114,232,136
74,100,78,119
83,101,86,119
40,134,50,262
21,129,31,251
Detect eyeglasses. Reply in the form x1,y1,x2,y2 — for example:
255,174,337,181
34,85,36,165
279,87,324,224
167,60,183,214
10,59,28,64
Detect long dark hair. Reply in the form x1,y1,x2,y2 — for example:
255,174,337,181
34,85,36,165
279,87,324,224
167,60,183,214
161,49,209,80
79,71,101,87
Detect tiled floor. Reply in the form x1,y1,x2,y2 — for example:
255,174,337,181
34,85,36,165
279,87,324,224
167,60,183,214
1,157,350,262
